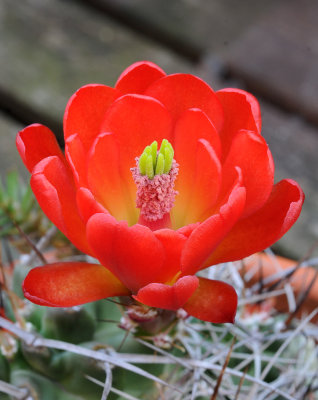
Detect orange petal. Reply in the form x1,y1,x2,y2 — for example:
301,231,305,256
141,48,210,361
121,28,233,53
221,130,274,218
183,277,238,323
216,88,261,160
134,276,199,310
115,61,166,94
16,124,65,173
206,179,304,266
23,262,129,307
63,84,119,150
145,73,224,132
31,156,92,255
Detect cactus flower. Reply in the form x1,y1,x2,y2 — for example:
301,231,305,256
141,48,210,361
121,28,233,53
16,61,304,323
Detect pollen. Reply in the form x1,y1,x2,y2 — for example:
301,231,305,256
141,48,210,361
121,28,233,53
131,139,178,222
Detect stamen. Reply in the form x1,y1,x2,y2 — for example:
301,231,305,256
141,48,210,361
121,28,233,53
138,140,174,179
131,139,178,223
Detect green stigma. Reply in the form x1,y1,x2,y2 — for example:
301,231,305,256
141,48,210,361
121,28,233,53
139,139,174,179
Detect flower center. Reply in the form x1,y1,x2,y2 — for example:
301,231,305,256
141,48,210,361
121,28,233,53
131,139,178,229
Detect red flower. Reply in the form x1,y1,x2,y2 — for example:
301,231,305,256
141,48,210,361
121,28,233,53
17,61,304,323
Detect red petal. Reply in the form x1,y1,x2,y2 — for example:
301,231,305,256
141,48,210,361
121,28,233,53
134,276,199,310
190,140,221,216
100,94,173,157
181,184,246,275
16,124,64,173
115,61,166,94
173,109,222,227
23,262,129,307
206,179,304,265
183,277,238,323
63,84,119,150
172,109,221,227
87,214,167,292
145,74,224,131
31,156,92,255
100,94,173,210
173,109,221,158
87,132,136,224
222,130,274,218
177,223,200,238
65,134,87,187
216,88,261,160
153,229,187,283
208,167,243,218
175,139,222,227
76,187,109,223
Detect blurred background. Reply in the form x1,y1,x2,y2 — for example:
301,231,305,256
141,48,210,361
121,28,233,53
0,0,317,259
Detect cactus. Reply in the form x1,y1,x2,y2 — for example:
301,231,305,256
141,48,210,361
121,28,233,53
0,171,71,254
0,172,44,240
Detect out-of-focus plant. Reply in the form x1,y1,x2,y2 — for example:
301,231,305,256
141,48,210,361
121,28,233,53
0,171,42,237
0,171,74,256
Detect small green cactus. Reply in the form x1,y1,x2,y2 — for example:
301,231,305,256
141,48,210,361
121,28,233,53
0,171,47,242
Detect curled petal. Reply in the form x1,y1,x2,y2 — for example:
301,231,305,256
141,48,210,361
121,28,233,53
64,84,119,150
16,124,64,173
222,130,274,218
154,229,188,283
208,167,243,217
87,214,167,292
115,61,166,94
217,88,261,159
145,74,224,131
23,262,129,307
183,277,238,323
134,276,199,310
181,184,246,275
206,179,305,265
177,223,200,238
65,133,87,187
76,187,109,223
31,156,92,255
